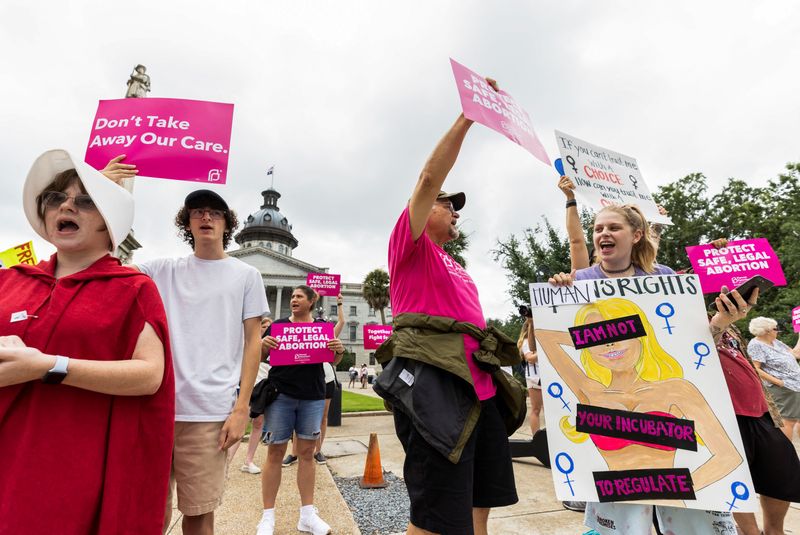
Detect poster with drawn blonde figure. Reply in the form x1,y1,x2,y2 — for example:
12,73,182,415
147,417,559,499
530,274,755,512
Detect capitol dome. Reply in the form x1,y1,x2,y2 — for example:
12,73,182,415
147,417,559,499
234,188,298,256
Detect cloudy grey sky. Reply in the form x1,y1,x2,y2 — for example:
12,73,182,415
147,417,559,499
1,1,798,319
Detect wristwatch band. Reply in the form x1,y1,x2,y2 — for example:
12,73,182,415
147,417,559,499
42,355,69,384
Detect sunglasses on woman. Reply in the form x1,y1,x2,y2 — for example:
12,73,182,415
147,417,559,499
42,191,97,211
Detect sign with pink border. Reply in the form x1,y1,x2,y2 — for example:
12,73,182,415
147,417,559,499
450,58,550,165
306,273,341,297
685,238,786,294
85,98,234,184
364,325,392,350
269,322,334,366
792,306,800,333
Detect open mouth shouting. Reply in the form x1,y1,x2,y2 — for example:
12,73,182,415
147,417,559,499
56,216,81,235
598,240,616,255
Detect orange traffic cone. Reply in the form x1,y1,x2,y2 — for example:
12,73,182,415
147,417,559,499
359,432,388,488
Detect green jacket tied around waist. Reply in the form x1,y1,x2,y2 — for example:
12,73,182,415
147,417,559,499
374,313,527,463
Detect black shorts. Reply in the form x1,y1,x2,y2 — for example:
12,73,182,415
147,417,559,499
394,396,518,535
737,412,800,502
325,380,335,399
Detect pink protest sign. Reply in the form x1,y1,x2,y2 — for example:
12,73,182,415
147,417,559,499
450,58,550,165
792,306,800,333
269,322,334,366
84,98,234,184
685,238,786,294
306,273,341,297
364,325,392,350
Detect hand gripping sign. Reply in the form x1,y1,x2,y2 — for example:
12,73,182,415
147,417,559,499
269,322,335,366
685,238,786,294
85,98,234,184
0,241,37,268
306,273,341,297
450,59,550,166
529,275,754,511
364,325,392,350
554,130,671,225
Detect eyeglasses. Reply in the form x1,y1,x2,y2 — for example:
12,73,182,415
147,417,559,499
189,208,226,220
42,191,96,211
435,201,455,214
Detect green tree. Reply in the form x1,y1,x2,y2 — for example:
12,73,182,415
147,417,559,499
493,216,575,306
443,225,470,267
652,173,714,271
362,268,390,324
486,315,524,342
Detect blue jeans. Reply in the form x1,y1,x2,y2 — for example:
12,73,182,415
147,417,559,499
262,394,325,444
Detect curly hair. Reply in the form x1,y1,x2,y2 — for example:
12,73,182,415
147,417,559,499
174,206,239,250
748,316,777,337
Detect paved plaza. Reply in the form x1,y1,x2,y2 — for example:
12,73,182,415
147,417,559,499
167,386,800,534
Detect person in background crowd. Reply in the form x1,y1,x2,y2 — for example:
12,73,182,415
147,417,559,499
283,294,345,467
359,363,368,388
102,156,269,535
348,365,358,388
748,316,800,441
229,316,274,475
518,318,543,436
0,150,174,534
257,285,345,535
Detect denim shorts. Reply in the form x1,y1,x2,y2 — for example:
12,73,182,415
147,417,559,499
262,394,325,444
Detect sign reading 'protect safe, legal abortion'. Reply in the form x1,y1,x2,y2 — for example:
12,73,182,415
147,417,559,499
269,322,335,366
84,98,234,184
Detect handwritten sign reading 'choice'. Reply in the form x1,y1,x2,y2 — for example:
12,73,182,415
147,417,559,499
269,322,334,366
84,98,234,184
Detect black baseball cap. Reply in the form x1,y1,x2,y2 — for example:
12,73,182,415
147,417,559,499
436,190,466,211
184,189,229,211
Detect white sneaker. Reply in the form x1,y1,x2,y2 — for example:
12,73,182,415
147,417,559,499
256,514,274,535
240,462,262,474
297,507,331,535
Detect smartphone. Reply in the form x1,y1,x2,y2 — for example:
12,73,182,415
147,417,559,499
711,275,774,309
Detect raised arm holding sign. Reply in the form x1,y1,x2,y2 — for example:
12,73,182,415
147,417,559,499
554,130,670,225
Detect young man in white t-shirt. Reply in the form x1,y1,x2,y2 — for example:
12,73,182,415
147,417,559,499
103,159,268,535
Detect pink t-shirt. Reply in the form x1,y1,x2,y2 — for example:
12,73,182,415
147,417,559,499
388,206,496,400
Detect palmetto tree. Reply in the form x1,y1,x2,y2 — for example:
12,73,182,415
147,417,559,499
362,268,390,324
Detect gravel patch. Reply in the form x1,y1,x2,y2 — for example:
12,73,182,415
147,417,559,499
333,472,410,535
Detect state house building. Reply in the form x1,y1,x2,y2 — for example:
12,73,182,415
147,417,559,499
229,187,391,367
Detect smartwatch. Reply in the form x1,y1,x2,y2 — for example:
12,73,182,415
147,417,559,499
42,355,69,384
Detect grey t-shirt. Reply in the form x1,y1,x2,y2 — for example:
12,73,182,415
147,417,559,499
748,338,800,391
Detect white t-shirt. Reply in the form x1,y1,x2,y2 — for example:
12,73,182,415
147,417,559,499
139,255,269,421
323,362,336,384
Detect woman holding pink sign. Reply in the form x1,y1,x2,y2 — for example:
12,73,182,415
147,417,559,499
257,285,345,535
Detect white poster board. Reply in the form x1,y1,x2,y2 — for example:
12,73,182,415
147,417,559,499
530,275,754,511
554,130,671,225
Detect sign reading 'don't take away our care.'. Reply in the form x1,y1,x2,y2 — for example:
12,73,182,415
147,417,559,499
84,98,234,184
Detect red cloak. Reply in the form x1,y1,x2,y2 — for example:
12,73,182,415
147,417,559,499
0,254,174,535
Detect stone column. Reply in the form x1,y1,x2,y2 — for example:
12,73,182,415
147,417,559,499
275,286,283,319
